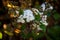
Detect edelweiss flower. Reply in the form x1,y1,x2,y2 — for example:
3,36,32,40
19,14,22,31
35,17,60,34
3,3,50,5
15,10,19,14
49,6,53,10
23,9,35,22
43,21,48,26
41,3,45,11
40,15,48,26
41,15,47,22
40,21,48,26
17,15,25,23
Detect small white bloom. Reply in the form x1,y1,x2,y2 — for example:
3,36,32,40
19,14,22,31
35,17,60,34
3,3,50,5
41,3,45,11
23,9,35,22
43,22,48,26
21,20,25,23
39,12,43,15
40,14,48,26
17,18,25,23
50,6,53,10
44,15,47,20
15,10,19,14
42,15,47,22
26,18,30,22
17,15,25,23
29,16,35,21
40,21,48,26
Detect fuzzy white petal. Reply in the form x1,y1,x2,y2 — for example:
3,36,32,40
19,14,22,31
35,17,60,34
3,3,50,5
15,10,19,14
41,3,45,11
50,6,53,10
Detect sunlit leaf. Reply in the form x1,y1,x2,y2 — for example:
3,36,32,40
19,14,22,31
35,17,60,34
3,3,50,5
0,32,2,39
48,25,60,40
53,13,60,20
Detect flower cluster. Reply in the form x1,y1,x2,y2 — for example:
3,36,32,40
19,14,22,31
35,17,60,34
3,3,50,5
7,2,53,37
17,9,35,23
16,2,53,31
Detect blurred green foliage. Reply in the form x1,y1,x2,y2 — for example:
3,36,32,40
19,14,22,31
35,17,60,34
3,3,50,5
47,25,60,40
0,32,2,39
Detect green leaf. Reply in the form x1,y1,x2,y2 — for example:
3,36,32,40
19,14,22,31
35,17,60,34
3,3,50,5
53,13,60,20
35,14,41,21
40,23,46,32
26,32,32,38
4,31,13,36
48,25,60,40
37,32,44,38
21,32,27,38
0,32,2,39
31,31,37,39
21,24,26,30
19,9,24,15
35,5,40,9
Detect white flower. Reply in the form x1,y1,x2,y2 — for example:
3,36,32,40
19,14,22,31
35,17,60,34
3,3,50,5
44,15,47,20
41,15,47,22
17,9,35,23
46,6,53,11
41,3,45,11
17,15,25,23
43,21,48,26
26,18,31,22
40,20,48,26
39,12,43,15
40,15,48,26
15,10,19,14
49,6,53,10
17,19,25,23
21,20,25,23
23,9,35,22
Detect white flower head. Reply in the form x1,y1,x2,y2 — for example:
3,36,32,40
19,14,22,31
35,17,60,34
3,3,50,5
17,15,25,23
43,21,48,26
21,20,25,23
23,9,35,22
42,15,47,22
40,15,48,26
41,3,45,11
26,18,30,22
40,12,43,15
40,20,48,26
17,19,25,23
15,10,19,14
50,6,53,10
